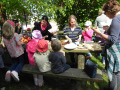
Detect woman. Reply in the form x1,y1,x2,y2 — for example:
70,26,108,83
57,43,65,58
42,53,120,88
93,0,120,90
32,16,52,41
64,15,82,43
63,15,82,67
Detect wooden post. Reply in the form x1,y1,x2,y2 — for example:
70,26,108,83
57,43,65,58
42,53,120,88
78,54,85,69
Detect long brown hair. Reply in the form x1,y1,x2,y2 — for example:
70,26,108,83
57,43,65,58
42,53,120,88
68,15,77,27
2,21,14,39
102,0,120,15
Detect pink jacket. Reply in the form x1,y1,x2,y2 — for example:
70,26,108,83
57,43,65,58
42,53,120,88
26,39,39,65
82,29,94,41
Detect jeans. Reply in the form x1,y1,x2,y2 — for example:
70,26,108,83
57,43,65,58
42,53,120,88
9,54,24,73
109,72,120,90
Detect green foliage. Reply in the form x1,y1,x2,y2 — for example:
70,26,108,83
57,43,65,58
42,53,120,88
0,0,109,29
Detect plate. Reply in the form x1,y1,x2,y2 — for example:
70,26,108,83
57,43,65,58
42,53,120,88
64,43,77,50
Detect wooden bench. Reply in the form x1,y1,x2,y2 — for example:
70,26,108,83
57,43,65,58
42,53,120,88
22,64,103,83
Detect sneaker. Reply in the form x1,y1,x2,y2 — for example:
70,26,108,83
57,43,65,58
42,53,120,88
11,71,19,82
5,71,11,82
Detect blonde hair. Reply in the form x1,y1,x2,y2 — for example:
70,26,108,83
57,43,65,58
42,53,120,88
103,0,120,15
68,15,77,26
98,9,104,16
2,21,14,39
51,39,61,52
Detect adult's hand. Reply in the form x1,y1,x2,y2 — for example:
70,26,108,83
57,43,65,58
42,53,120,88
42,35,48,39
92,27,101,34
68,38,72,43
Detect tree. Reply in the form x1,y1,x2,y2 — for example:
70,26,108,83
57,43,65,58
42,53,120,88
0,0,109,29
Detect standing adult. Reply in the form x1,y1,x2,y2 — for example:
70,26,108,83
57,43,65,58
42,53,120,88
13,20,22,34
93,0,120,90
94,9,112,42
63,15,82,67
32,16,52,41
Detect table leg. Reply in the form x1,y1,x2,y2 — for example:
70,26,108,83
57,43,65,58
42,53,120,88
78,54,85,69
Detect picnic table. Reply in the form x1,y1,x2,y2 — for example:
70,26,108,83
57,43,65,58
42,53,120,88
50,41,102,69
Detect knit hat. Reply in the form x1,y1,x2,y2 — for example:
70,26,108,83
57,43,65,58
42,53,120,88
7,20,15,26
85,21,92,26
32,30,42,39
36,39,48,52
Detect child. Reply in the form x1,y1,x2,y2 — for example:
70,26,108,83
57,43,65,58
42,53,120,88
49,39,70,74
99,22,109,64
27,28,32,39
26,30,42,65
2,20,24,82
82,21,94,41
21,30,31,44
33,39,51,87
82,21,94,58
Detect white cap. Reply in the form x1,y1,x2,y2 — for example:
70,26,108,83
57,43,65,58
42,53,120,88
84,21,92,26
101,22,110,27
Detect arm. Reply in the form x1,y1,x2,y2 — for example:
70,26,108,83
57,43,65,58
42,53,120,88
65,35,72,43
76,35,82,42
93,27,108,40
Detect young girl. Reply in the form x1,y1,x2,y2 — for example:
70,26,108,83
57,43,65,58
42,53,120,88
26,30,42,65
82,21,94,58
2,20,24,82
82,21,94,41
49,39,70,74
33,39,51,87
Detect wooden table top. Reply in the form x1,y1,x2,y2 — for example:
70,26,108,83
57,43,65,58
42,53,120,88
49,42,102,53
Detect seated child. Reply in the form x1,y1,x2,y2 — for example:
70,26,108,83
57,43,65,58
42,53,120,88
49,39,70,74
26,30,42,65
33,39,51,87
82,21,94,58
27,28,32,39
99,22,109,64
21,30,31,44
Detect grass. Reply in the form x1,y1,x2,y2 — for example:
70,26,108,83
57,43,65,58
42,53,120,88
0,54,109,90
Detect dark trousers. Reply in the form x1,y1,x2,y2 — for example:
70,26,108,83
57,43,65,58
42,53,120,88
9,54,24,73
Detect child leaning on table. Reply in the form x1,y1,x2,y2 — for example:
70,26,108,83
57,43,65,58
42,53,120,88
82,21,94,58
33,39,51,87
2,20,24,82
49,39,71,74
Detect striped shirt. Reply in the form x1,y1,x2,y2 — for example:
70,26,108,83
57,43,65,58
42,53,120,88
63,24,82,42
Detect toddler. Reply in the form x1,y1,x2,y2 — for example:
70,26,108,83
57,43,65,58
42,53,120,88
21,30,31,44
82,21,94,58
2,20,24,82
27,28,32,39
49,39,70,74
33,39,51,87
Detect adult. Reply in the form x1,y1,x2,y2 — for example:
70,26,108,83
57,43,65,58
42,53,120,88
94,9,112,42
13,20,22,34
93,0,120,90
63,15,82,67
32,16,52,41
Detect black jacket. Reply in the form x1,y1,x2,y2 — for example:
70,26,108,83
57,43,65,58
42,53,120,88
32,22,52,41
